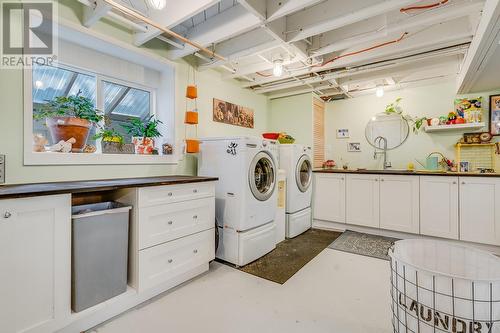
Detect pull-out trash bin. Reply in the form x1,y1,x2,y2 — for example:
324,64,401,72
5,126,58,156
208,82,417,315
71,202,131,312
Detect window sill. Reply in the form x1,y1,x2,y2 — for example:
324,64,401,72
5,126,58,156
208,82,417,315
24,152,180,166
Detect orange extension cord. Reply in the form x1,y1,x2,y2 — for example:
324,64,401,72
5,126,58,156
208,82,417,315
400,0,449,13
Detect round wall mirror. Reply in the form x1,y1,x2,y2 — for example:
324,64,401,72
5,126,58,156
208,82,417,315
365,113,409,150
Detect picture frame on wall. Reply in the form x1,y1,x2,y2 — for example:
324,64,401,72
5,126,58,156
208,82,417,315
489,95,500,136
336,128,350,138
347,142,361,152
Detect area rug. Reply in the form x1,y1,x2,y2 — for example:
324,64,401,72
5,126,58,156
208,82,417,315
228,229,341,284
328,230,398,261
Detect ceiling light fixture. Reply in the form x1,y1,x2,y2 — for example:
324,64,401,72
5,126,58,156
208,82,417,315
273,59,283,77
147,0,166,10
376,86,384,98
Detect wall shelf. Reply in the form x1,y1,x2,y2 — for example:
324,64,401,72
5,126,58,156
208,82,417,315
424,122,485,133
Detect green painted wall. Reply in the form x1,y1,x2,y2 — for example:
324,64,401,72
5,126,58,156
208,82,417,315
268,93,313,146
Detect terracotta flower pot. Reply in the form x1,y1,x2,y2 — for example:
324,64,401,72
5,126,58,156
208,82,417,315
132,137,155,155
46,117,92,153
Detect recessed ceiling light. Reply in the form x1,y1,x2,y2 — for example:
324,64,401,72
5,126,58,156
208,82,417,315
148,0,166,10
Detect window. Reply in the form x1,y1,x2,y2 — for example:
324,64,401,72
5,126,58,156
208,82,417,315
31,63,158,155
24,27,175,165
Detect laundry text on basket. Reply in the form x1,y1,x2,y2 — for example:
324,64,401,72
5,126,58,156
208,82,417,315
398,292,493,333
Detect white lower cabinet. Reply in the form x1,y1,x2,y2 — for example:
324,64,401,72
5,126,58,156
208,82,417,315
0,194,71,333
378,175,420,234
313,173,345,223
460,177,500,246
138,229,214,291
420,176,459,239
346,174,379,228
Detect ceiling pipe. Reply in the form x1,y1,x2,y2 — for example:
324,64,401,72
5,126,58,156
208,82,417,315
101,0,228,62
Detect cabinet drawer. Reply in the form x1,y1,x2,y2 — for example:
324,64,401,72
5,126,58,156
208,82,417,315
138,182,215,207
138,229,214,291
139,197,215,249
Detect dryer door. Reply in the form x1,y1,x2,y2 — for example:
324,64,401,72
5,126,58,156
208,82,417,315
296,154,312,192
249,151,276,201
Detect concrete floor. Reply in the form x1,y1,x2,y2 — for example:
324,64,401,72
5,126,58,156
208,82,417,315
93,249,392,333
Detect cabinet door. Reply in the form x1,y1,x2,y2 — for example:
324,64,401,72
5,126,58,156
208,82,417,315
0,195,71,333
420,176,459,239
460,177,500,246
313,173,345,223
379,175,419,234
346,174,380,228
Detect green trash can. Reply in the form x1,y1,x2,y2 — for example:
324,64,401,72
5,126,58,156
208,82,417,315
71,202,131,312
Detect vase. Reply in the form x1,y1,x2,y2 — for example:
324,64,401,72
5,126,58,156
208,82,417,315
132,137,155,155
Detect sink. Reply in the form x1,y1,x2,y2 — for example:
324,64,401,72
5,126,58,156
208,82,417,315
356,169,415,173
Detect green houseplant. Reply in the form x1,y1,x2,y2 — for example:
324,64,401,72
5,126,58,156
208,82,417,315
34,91,103,152
384,98,426,133
93,124,134,154
122,115,163,155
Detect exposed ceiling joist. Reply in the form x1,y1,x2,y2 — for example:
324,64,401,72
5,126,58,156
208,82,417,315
134,0,219,46
226,17,473,79
167,4,261,59
311,0,483,58
198,28,278,69
267,0,324,21
285,0,417,42
83,0,112,28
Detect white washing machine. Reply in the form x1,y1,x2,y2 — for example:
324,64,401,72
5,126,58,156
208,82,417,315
279,144,313,238
198,136,279,266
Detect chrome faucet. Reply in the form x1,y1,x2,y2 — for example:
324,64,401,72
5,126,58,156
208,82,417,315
374,136,391,169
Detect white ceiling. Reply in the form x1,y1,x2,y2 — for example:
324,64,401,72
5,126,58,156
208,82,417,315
80,0,487,100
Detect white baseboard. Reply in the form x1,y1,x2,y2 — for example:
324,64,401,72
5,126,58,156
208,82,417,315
56,263,209,333
313,219,500,255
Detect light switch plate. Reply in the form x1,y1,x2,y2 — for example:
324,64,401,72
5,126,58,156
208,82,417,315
0,155,4,183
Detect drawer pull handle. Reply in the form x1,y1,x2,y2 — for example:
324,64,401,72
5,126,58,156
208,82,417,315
193,189,198,193
168,192,173,197
462,182,466,185
381,179,384,182
168,221,173,225
193,215,198,219
3,212,11,218
168,259,173,263
193,249,198,254
453,181,457,184
374,179,378,182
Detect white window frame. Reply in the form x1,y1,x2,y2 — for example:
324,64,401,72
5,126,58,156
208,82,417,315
24,18,178,165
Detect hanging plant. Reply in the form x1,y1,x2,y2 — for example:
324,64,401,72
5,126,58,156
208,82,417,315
384,98,427,134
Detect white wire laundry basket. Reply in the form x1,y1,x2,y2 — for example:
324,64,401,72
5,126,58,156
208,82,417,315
389,239,500,333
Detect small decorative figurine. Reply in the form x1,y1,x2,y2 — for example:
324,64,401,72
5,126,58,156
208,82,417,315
83,144,97,153
49,137,76,153
33,134,48,152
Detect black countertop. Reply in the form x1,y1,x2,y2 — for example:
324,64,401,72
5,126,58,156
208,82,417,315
313,169,500,177
0,176,218,199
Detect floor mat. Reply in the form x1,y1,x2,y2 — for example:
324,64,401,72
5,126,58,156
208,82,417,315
232,228,341,284
328,230,398,261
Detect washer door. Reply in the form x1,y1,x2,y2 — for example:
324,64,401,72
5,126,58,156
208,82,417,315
296,154,312,192
249,151,276,201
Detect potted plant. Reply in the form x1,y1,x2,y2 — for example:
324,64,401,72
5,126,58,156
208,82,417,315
384,97,426,133
93,126,134,154
121,115,163,155
33,91,103,152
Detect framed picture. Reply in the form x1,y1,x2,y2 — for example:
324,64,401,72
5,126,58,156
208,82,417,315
489,95,500,136
460,161,470,173
213,98,254,128
336,129,349,138
347,142,361,152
